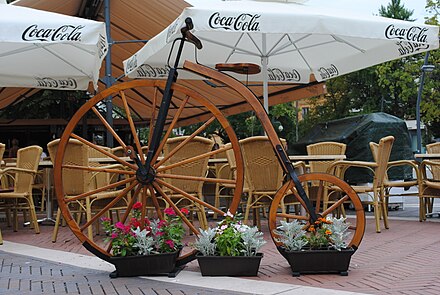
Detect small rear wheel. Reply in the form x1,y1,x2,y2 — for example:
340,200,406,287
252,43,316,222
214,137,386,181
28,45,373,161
268,173,365,251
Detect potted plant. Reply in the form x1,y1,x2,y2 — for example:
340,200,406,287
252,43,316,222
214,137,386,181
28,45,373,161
101,203,188,278
193,211,266,276
273,216,354,276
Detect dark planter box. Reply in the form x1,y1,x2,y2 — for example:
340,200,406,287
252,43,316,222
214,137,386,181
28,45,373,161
196,253,263,276
279,247,355,277
109,248,182,278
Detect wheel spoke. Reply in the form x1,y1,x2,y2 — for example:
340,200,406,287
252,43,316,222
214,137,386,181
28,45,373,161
152,182,200,234
79,181,138,232
91,106,126,148
155,116,216,168
61,164,135,176
70,133,138,170
155,178,225,216
157,149,223,173
147,87,159,145
120,90,145,164
147,184,164,220
321,195,349,217
152,95,190,162
314,180,324,214
157,173,235,184
64,176,136,203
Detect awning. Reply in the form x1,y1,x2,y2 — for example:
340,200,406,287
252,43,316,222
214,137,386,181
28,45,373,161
0,0,325,127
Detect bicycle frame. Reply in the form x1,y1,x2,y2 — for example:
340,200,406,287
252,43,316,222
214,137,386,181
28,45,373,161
141,17,318,223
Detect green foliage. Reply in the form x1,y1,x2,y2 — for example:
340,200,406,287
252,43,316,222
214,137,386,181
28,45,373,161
273,217,351,251
379,0,415,20
194,212,266,256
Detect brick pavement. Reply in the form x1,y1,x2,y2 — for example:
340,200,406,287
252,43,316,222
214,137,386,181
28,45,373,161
1,211,440,295
0,250,250,295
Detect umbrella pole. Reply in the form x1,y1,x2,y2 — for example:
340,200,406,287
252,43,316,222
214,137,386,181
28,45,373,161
262,34,269,113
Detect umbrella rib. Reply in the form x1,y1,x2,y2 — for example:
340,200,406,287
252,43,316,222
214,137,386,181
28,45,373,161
266,34,290,56
225,33,245,62
247,33,264,56
331,35,366,53
38,44,93,78
200,36,261,59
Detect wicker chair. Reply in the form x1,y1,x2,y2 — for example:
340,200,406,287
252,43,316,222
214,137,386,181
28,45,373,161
370,142,423,221
419,142,440,218
329,136,394,233
306,141,347,212
48,139,89,242
162,136,214,229
213,143,250,219
239,136,289,229
0,145,42,244
49,140,129,242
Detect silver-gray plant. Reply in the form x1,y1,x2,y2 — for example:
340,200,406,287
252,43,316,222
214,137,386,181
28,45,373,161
194,228,217,256
240,226,267,256
327,216,351,251
132,227,155,255
273,220,308,251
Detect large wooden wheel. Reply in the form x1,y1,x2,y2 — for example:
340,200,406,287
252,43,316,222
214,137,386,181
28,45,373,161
53,80,244,260
269,173,366,251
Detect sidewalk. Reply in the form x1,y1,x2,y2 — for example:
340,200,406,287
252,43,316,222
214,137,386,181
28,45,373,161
1,203,440,295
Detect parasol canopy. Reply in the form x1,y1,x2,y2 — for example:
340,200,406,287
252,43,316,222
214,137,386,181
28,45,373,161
124,0,439,111
0,4,108,90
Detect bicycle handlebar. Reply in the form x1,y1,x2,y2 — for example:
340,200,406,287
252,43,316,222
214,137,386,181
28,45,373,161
181,17,202,50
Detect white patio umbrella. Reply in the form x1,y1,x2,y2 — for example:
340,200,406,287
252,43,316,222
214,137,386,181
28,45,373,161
123,0,439,111
0,4,108,90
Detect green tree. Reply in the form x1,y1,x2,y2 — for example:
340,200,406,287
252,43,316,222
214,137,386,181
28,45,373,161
379,0,415,21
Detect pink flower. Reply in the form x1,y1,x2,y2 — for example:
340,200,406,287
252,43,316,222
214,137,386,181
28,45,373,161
165,239,175,248
115,222,125,230
180,208,189,215
111,232,118,239
101,217,111,222
158,220,167,228
133,202,142,209
156,231,164,236
164,207,176,216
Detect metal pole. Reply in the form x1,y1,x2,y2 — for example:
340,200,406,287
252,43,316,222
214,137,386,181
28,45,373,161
104,0,114,147
416,52,430,154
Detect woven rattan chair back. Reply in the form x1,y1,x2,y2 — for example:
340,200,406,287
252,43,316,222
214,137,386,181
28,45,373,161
47,139,90,195
163,136,214,193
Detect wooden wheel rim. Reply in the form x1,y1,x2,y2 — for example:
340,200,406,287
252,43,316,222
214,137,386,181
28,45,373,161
53,79,244,258
268,173,365,251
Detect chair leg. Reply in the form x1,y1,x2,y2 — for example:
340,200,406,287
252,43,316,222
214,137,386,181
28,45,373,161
380,200,389,229
86,198,93,241
373,202,381,233
213,184,220,219
0,228,2,245
28,196,40,234
52,208,62,242
243,193,253,225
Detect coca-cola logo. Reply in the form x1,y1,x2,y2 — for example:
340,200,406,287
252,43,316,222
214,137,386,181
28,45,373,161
209,12,260,31
135,64,170,78
396,41,430,56
268,68,301,82
125,55,138,74
167,18,180,41
35,77,78,89
385,24,428,43
318,64,339,80
98,34,107,58
22,24,84,42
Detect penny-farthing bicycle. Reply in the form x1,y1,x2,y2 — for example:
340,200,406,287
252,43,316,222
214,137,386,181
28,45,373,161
53,18,365,276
